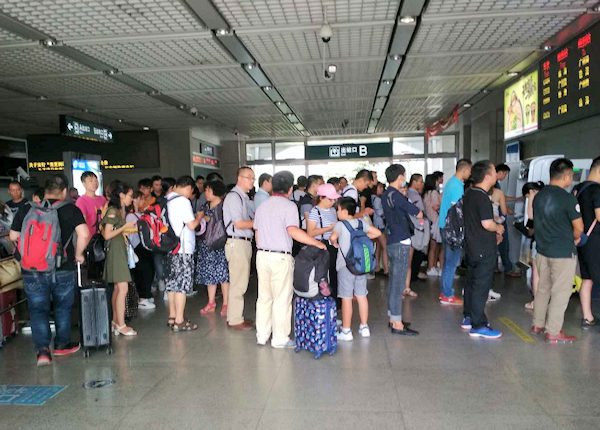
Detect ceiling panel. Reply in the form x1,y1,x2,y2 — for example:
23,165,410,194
213,0,400,28
0,27,26,43
56,93,168,110
425,0,596,14
173,88,271,107
280,82,376,103
240,25,393,63
5,74,135,97
0,46,92,77
411,15,579,53
76,37,234,69
400,53,522,78
265,60,384,86
391,75,494,98
129,67,255,91
0,0,200,39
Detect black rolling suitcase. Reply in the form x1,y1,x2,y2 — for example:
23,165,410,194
78,263,112,357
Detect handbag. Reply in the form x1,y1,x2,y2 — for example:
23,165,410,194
0,258,21,287
88,209,106,263
125,282,139,321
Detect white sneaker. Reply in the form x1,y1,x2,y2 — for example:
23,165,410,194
427,268,440,277
138,299,156,310
417,272,427,280
271,339,296,349
359,325,371,338
366,273,376,280
163,291,168,301
148,297,155,304
487,289,501,302
337,330,353,341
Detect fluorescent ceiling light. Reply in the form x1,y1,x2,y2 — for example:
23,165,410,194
400,16,415,24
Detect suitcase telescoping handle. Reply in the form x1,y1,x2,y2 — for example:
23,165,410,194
77,261,82,288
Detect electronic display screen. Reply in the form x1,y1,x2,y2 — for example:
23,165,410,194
540,21,600,129
504,71,538,139
71,159,103,197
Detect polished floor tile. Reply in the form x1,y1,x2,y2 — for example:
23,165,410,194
1,270,598,429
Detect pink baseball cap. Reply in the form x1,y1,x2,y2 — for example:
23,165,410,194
317,183,341,200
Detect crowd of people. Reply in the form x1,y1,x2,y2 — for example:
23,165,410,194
4,154,599,366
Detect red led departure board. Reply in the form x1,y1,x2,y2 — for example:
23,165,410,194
540,21,600,129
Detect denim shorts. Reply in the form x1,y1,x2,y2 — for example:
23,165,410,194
337,266,367,299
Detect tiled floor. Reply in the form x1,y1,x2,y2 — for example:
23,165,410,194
2,271,600,430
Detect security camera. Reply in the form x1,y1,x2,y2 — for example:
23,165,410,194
323,69,334,81
190,107,198,116
320,22,332,43
233,129,239,136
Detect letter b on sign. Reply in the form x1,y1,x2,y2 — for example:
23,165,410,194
359,145,367,157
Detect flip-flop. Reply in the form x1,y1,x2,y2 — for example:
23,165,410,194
403,289,418,297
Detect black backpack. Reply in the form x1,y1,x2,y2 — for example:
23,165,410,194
204,202,227,250
441,198,465,250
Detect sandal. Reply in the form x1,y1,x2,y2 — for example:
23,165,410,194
403,289,418,298
115,324,137,336
200,302,216,315
167,318,175,328
524,301,534,310
220,304,228,317
172,320,198,332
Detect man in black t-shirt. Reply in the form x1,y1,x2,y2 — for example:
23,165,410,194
462,160,504,339
6,181,28,215
532,158,583,344
9,175,89,366
573,156,600,329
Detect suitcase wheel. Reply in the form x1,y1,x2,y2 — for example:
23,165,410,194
83,349,90,358
106,347,113,355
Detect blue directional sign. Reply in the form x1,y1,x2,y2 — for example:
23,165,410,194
60,115,114,143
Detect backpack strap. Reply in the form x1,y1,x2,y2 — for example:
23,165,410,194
225,190,244,233
573,181,598,197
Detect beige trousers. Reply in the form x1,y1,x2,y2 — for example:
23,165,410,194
533,254,577,336
225,239,252,325
255,251,294,346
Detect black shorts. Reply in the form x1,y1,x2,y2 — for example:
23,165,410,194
577,234,600,283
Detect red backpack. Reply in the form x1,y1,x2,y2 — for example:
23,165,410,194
136,196,182,254
17,201,73,272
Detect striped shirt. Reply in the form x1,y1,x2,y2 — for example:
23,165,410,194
308,206,338,240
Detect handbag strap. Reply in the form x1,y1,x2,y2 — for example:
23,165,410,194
587,219,597,237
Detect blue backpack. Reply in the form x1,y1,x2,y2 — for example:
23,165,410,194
340,220,375,275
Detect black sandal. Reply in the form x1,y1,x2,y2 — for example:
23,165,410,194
172,320,198,332
167,318,175,328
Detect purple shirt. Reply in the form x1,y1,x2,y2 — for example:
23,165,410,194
254,196,300,253
76,194,107,236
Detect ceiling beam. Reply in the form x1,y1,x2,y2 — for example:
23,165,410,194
421,7,587,23
233,20,396,35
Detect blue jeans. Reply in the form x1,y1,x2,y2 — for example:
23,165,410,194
498,222,512,272
387,242,411,321
442,236,462,298
22,270,76,351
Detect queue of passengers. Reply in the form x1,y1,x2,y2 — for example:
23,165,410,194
5,154,598,366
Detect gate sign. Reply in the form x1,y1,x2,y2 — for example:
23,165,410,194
60,115,114,143
306,141,392,160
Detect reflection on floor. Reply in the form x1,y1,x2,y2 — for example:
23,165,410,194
1,272,600,430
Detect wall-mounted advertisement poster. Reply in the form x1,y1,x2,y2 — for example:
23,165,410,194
504,70,538,140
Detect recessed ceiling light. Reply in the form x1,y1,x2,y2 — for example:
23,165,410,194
463,103,472,108
262,85,272,91
275,101,284,106
244,63,256,70
215,28,230,36
383,79,392,85
106,68,118,75
400,16,415,24
389,54,402,61
118,119,123,123
507,71,519,77
143,126,150,131
41,38,56,47
178,104,185,110
543,45,552,51
287,113,295,119
377,96,387,101
374,108,382,113
36,95,47,101
327,64,337,74
83,108,89,113
482,89,490,94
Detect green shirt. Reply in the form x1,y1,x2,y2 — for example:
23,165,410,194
533,185,581,258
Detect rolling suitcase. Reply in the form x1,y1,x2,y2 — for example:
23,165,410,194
294,296,337,359
78,263,112,357
0,289,18,343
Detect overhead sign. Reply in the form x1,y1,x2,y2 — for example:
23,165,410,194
192,152,220,169
504,70,538,140
28,159,134,171
305,142,392,160
539,21,600,129
60,115,114,143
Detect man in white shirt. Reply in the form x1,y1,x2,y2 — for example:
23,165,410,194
165,176,203,332
253,173,272,210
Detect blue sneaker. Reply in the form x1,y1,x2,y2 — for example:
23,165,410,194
460,317,472,330
469,326,502,339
